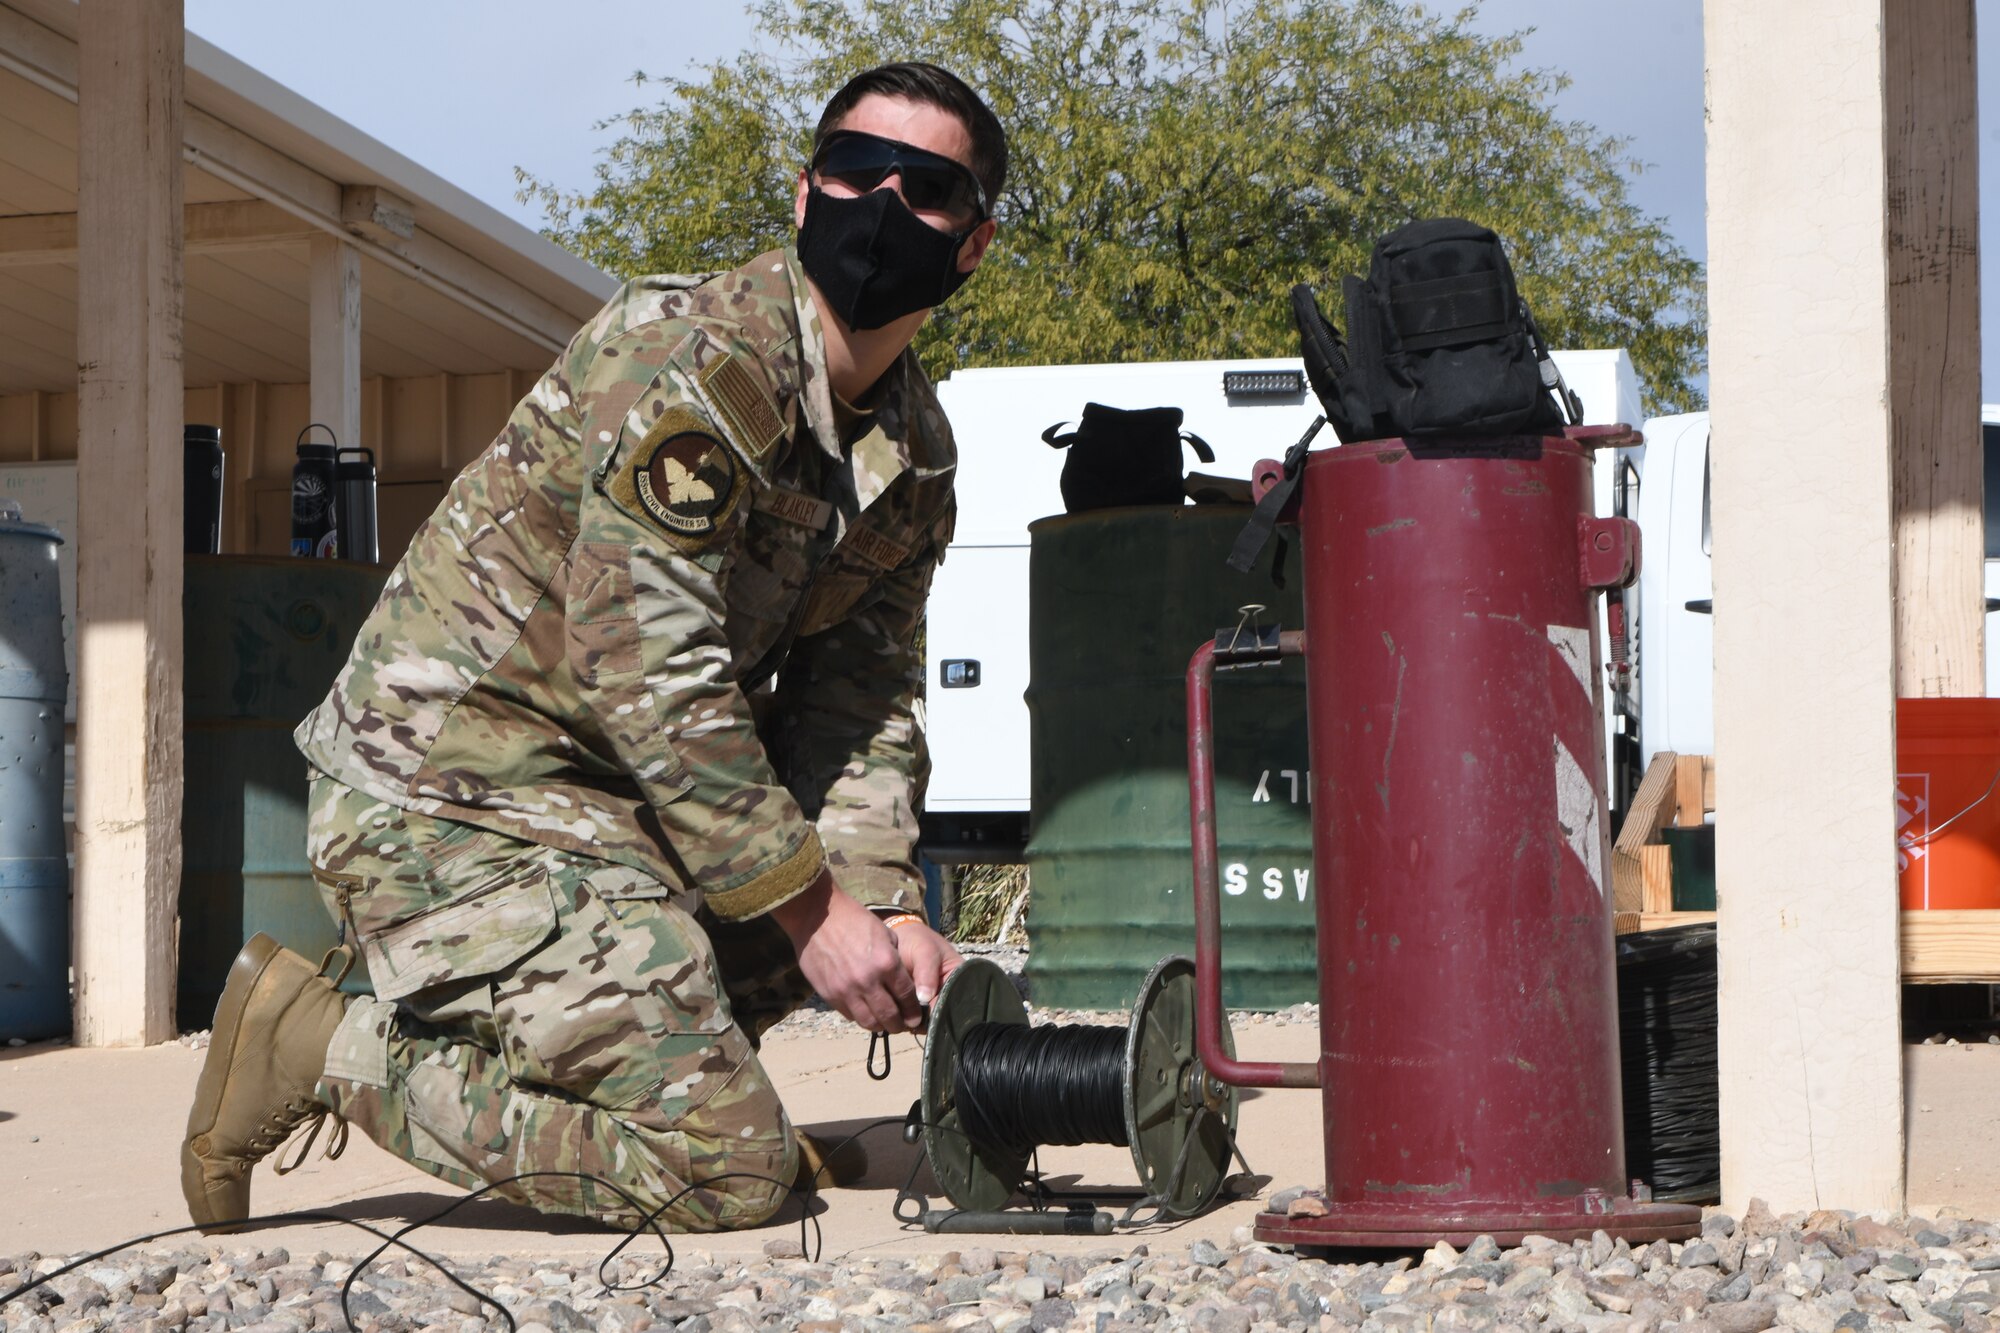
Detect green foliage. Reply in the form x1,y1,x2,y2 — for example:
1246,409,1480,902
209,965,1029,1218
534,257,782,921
522,0,1705,413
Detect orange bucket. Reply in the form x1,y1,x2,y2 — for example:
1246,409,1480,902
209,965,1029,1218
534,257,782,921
1897,698,2000,910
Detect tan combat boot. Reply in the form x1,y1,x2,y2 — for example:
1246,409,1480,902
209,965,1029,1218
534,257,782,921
794,1129,869,1191
180,933,354,1233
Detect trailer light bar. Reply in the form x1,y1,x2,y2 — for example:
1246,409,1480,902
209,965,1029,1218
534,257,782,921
1222,370,1307,398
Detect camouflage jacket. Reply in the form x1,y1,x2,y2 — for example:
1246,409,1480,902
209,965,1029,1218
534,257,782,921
296,246,956,921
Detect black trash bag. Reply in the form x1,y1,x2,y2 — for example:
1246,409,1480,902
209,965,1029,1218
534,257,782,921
1042,402,1215,514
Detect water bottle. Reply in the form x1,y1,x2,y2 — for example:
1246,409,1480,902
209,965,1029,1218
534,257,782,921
335,445,379,564
290,424,340,559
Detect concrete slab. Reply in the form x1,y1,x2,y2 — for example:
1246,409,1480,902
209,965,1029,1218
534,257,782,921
0,1023,1327,1263
1906,1041,2000,1218
10,1028,1995,1266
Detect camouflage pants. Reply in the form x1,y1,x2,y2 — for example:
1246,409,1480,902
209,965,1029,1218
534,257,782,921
305,775,814,1231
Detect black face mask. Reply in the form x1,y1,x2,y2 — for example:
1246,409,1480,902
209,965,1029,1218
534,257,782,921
797,185,974,331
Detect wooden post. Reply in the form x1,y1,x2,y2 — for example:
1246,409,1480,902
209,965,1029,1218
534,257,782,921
1887,4,1983,698
1707,0,1911,1214
309,236,361,452
73,0,186,1046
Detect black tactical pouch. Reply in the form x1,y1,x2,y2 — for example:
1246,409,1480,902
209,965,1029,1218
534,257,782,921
1294,217,1581,442
1042,402,1215,514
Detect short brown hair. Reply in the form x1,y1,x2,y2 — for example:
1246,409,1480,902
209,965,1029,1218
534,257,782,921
813,62,1008,209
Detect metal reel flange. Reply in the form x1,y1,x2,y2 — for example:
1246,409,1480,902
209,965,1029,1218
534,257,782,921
1125,954,1239,1218
922,956,1031,1210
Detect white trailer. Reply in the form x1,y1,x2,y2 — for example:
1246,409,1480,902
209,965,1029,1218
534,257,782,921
921,351,1645,861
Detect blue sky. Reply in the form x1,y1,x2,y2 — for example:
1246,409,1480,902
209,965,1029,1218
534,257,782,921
182,2,1995,401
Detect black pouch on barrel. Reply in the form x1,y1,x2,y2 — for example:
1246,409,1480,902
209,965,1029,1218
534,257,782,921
1303,216,1581,442
1230,217,1584,579
1042,403,1215,514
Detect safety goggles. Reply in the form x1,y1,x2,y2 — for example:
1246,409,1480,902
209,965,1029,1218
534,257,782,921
810,130,990,225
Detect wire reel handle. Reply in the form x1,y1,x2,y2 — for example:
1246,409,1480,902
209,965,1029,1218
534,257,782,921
1185,638,1321,1091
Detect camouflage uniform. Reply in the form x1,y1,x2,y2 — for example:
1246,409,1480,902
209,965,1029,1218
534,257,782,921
294,246,956,1230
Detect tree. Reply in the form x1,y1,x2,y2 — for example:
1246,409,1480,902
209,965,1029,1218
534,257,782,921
522,0,1705,413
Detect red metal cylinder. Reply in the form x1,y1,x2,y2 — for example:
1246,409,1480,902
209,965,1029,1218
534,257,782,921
1246,431,1697,1248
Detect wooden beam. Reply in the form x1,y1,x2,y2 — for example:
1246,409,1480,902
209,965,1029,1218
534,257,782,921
0,201,323,267
309,236,361,454
73,0,184,1047
340,184,415,240
1673,753,1707,827
1641,844,1674,915
1902,910,2000,982
1611,751,1677,913
1615,910,1718,938
1887,1,1984,698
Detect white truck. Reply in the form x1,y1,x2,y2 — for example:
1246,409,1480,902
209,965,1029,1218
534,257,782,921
920,351,1648,861
1612,407,2000,773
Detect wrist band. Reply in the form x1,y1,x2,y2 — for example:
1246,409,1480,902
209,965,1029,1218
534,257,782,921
880,911,924,931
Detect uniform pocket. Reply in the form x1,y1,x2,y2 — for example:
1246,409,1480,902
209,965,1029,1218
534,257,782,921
567,541,643,682
492,885,742,1116
361,863,559,1001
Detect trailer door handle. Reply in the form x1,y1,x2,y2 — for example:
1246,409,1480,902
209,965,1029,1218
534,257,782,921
941,659,981,688
1986,598,2000,614
1684,599,1713,615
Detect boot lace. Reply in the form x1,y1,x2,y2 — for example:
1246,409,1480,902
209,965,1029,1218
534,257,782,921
268,1102,350,1176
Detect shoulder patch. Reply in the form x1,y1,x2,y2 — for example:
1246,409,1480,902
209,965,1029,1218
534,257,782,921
699,352,787,467
605,405,746,553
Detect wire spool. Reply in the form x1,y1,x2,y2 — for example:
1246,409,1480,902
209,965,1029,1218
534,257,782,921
920,955,1240,1218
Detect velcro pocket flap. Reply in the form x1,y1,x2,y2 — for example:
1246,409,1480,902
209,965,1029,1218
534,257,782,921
362,865,559,1001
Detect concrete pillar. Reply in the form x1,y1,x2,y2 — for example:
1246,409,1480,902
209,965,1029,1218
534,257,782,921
1709,0,1980,1215
73,0,186,1046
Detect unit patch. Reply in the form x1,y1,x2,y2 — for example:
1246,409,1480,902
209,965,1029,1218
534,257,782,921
605,404,747,551
637,429,737,536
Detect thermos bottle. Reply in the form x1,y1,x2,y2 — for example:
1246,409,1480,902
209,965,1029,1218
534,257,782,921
290,424,340,559
335,445,379,564
183,424,224,555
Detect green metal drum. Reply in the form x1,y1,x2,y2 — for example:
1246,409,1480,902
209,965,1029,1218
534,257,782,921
179,556,389,1026
1026,505,1315,1010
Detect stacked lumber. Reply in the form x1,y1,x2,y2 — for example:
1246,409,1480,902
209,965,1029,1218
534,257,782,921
1611,752,1716,936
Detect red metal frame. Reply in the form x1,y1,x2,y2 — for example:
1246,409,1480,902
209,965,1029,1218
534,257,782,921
1185,634,1319,1090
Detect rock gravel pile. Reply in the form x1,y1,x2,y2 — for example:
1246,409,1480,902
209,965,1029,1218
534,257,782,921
9,1203,2000,1333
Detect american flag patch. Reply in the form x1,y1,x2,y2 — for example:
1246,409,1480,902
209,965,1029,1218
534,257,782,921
699,353,786,465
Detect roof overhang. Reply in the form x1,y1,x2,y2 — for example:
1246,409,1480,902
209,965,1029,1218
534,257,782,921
0,0,617,395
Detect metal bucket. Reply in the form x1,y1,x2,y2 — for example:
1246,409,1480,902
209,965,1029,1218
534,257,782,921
1025,505,1314,1010
0,508,69,1040
179,556,389,1025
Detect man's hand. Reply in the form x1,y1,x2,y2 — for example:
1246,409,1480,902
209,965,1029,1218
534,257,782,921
770,869,923,1031
886,917,961,1010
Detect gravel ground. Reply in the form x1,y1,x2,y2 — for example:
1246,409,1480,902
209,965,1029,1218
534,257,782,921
9,1204,2000,1332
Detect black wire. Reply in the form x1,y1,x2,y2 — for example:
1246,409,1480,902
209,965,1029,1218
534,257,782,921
0,1115,912,1333
953,1023,1129,1156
